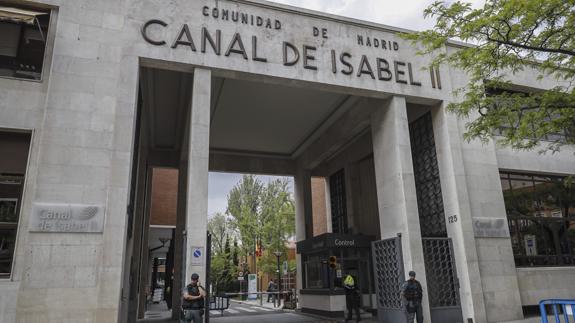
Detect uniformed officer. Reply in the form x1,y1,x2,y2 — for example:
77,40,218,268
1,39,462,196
401,271,423,323
181,273,206,323
344,273,361,323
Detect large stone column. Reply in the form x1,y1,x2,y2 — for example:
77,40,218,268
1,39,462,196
294,169,312,293
172,161,187,319
124,118,150,323
432,102,489,323
370,96,431,322
436,105,522,322
294,169,313,244
137,168,154,319
184,68,211,284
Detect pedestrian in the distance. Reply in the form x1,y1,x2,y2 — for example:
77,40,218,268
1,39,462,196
401,271,423,323
343,273,361,323
181,273,206,323
266,279,276,303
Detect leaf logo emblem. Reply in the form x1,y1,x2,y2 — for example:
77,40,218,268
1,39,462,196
76,206,98,220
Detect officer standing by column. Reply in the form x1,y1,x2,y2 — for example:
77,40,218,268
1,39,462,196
181,273,206,323
401,271,423,323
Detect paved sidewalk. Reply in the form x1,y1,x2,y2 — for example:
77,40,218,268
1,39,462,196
498,316,550,323
142,301,547,323
211,312,335,322
230,297,285,309
224,299,379,323
143,301,172,321
211,312,378,323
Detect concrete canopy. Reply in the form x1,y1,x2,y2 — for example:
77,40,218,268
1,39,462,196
139,66,373,175
210,77,348,157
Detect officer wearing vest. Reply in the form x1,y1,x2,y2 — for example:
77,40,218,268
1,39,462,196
343,273,361,323
401,271,423,323
181,273,206,323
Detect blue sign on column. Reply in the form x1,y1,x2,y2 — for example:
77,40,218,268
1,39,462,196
191,247,204,265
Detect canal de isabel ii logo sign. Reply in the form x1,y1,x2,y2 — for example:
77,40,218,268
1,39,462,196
29,203,105,233
472,217,509,238
140,4,443,90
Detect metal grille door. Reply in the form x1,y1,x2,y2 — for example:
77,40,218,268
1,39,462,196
329,169,348,233
372,237,404,323
409,112,447,237
423,238,463,323
410,112,463,323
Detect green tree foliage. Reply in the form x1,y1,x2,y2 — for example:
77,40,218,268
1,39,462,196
404,0,575,152
226,175,295,276
207,213,237,294
209,250,234,294
232,239,239,267
226,175,264,257
208,212,231,255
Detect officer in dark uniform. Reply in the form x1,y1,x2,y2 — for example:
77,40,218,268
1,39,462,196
181,273,206,323
401,271,423,323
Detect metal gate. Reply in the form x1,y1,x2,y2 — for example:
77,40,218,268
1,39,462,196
423,238,463,323
372,237,404,323
410,112,463,323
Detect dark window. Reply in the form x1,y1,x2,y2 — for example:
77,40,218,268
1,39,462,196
500,171,575,267
301,249,373,292
329,169,347,234
0,4,51,80
303,255,327,289
0,131,32,278
486,87,574,144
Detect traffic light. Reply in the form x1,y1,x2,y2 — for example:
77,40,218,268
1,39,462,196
256,239,263,258
329,256,337,269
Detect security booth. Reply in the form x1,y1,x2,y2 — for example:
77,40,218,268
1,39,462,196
296,233,376,317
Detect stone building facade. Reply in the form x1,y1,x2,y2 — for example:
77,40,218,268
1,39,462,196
0,0,573,322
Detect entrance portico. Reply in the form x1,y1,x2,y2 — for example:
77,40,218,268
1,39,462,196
128,55,441,317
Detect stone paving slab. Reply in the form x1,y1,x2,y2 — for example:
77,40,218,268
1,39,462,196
230,298,285,310
498,316,550,323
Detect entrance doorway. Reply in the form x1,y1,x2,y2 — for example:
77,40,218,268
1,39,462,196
119,62,453,322
206,172,295,319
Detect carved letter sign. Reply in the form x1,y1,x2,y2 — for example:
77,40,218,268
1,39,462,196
29,203,105,233
472,217,509,238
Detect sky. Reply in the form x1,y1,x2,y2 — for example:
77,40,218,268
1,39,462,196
265,0,485,31
208,173,241,217
207,0,486,217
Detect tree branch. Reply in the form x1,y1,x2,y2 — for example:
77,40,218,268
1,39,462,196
486,36,575,57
